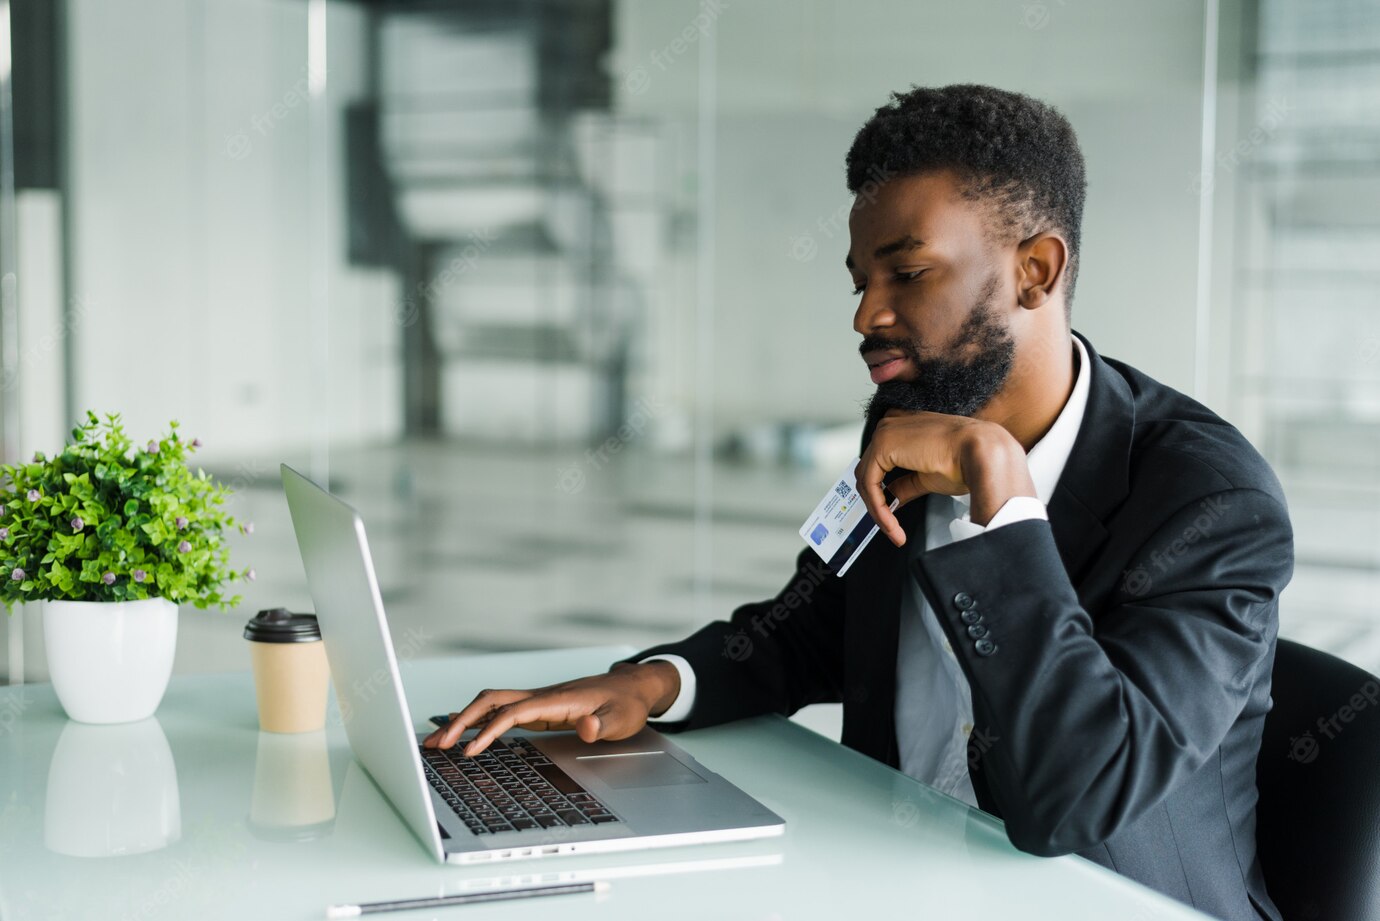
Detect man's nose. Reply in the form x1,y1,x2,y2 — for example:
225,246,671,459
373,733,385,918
853,288,897,336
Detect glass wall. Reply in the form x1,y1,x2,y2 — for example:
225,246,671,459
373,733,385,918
2,0,1378,707
1219,0,1380,667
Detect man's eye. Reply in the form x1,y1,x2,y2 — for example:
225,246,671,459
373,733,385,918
895,269,927,283
851,285,866,296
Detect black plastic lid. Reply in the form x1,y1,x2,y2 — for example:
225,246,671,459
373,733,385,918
244,608,321,643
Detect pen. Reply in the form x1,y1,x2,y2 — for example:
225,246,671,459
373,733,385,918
325,880,610,917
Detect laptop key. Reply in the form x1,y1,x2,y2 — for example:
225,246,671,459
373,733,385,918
590,814,621,824
534,813,564,828
531,762,584,795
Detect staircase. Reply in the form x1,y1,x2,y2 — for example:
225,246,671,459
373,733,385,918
353,0,664,444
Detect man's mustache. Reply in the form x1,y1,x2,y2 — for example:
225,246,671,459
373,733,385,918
858,335,922,359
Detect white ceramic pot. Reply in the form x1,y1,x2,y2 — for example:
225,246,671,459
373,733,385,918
42,597,178,723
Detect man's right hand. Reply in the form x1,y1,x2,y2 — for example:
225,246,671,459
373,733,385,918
421,660,682,756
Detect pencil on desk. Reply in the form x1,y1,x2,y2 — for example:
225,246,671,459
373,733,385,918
325,880,610,917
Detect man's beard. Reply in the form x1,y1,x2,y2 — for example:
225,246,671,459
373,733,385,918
861,273,1016,434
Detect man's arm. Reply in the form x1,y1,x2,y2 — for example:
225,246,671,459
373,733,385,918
628,547,845,730
424,545,848,752
913,487,1293,857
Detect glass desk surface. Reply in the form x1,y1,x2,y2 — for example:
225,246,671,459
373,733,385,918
0,645,1210,920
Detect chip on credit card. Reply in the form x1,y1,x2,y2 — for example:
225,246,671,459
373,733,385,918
798,458,900,576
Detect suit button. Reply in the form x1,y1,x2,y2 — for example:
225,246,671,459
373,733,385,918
974,638,998,657
960,609,982,626
953,592,976,610
967,623,989,639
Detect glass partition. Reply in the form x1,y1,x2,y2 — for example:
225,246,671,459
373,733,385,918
2,0,1377,695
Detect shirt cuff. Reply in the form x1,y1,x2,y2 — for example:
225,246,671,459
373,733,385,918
948,495,1048,543
640,654,697,723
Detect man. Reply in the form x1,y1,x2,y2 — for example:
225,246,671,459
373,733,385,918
425,85,1292,921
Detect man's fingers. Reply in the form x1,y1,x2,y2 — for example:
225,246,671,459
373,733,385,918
514,719,578,732
575,712,603,744
856,454,906,547
465,696,583,756
426,689,530,749
582,700,645,743
885,472,927,510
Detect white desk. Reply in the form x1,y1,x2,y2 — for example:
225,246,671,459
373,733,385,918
0,645,1210,919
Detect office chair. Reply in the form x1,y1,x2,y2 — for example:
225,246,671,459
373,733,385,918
1256,638,1380,921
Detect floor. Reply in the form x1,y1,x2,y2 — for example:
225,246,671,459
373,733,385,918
4,439,1378,744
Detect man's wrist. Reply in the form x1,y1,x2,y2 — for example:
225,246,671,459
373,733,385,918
614,660,681,717
961,424,1037,526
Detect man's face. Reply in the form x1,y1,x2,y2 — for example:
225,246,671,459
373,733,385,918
846,171,1018,420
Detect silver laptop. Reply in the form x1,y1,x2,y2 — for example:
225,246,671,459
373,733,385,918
281,464,785,864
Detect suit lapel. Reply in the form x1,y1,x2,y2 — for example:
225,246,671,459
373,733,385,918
1045,332,1135,583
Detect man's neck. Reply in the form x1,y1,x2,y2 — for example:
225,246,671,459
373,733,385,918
981,332,1077,453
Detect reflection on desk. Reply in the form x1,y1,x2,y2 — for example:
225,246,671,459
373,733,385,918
249,729,335,842
44,717,181,858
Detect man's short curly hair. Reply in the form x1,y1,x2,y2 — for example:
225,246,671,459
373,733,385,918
845,84,1087,309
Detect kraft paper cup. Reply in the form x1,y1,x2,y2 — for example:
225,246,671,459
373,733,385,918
244,608,329,734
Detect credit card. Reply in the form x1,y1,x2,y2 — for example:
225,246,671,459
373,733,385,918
799,458,900,576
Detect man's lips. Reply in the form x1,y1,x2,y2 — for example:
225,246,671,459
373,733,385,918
864,350,911,384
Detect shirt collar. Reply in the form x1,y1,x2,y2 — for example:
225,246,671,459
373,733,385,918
953,334,1091,509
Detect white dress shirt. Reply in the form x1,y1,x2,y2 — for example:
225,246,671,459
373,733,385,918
649,336,1092,805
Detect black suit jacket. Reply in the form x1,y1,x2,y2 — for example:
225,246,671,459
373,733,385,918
631,332,1293,921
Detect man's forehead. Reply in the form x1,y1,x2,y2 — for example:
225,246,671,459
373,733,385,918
847,174,986,261
850,174,964,232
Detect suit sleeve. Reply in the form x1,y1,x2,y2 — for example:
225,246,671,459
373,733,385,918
913,487,1293,857
617,547,845,731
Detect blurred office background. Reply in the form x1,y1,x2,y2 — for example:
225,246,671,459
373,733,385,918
2,1,1378,733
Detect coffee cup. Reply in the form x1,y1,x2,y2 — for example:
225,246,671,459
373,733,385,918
244,608,329,733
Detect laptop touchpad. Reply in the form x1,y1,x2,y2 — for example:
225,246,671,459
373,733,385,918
576,751,707,789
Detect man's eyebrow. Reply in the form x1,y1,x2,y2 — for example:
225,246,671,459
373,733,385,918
845,234,926,270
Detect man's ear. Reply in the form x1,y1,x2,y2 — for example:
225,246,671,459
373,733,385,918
1015,232,1068,310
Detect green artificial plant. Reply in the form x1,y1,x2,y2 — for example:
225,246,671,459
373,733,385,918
0,412,252,611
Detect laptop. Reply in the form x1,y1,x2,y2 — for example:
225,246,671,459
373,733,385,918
281,464,785,864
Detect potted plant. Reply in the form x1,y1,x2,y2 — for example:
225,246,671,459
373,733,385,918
0,412,252,723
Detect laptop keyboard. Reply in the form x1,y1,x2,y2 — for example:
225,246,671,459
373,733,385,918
420,737,621,835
